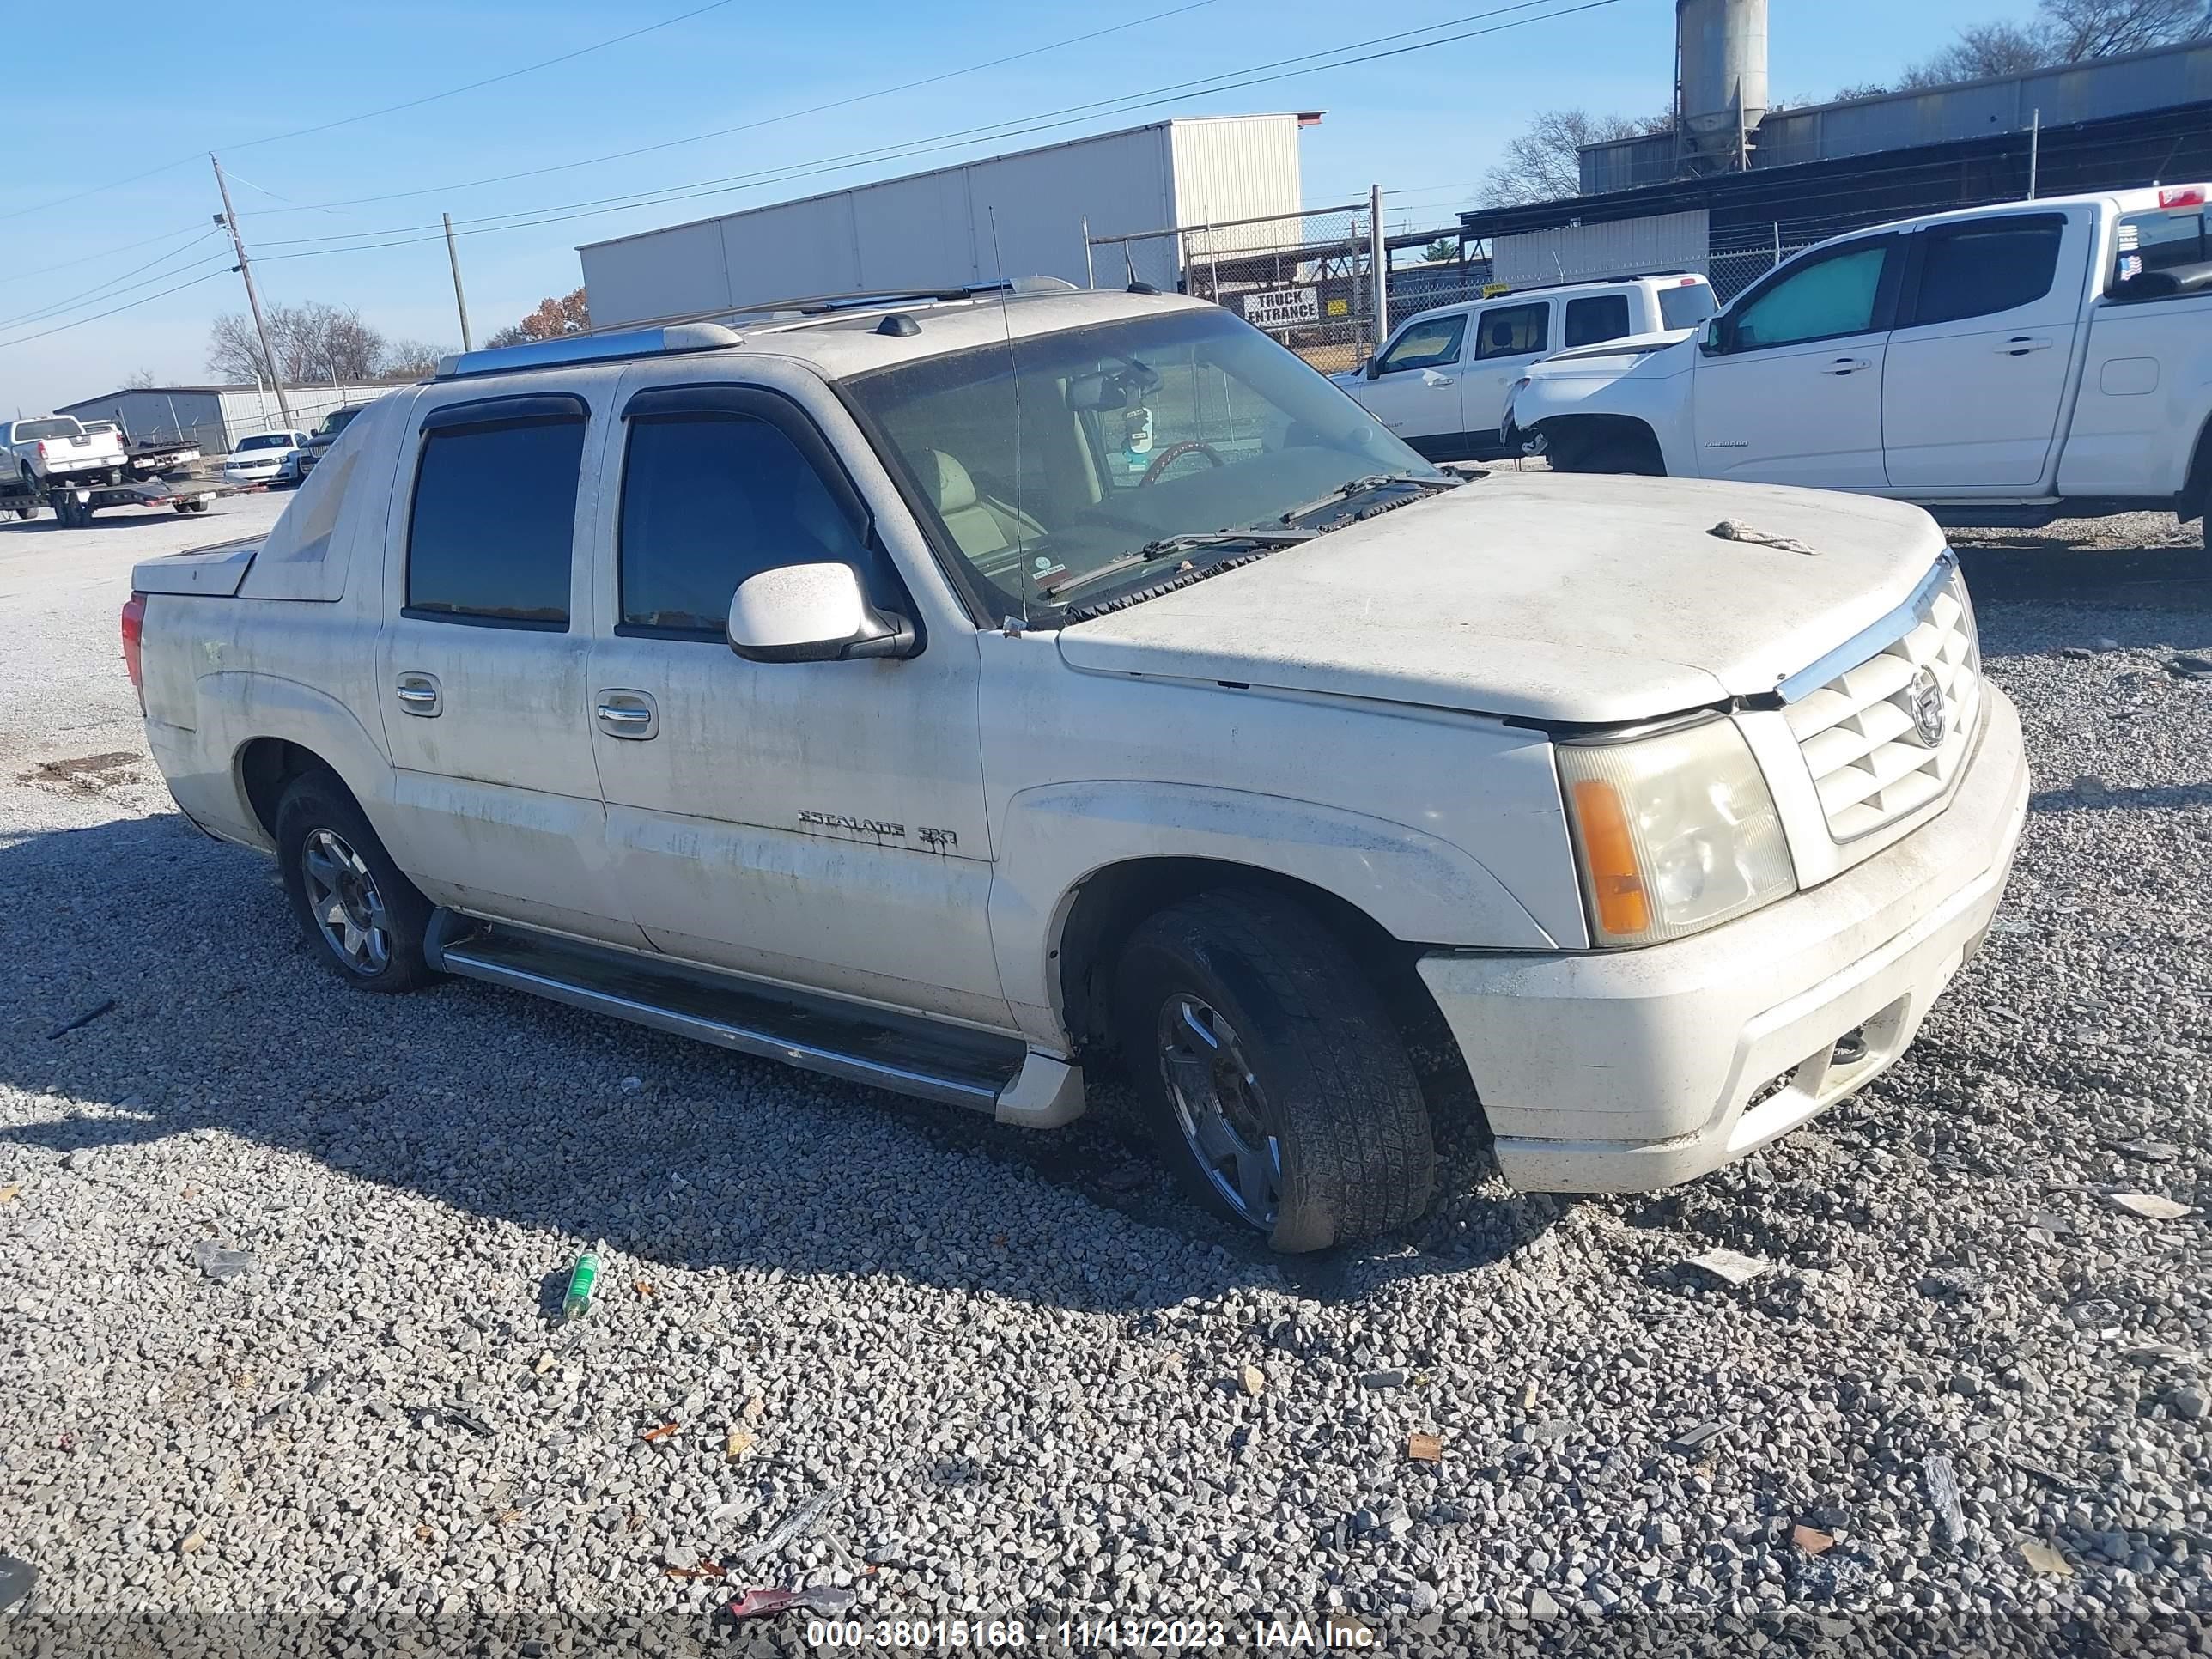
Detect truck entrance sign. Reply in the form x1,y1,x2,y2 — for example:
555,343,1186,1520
1240,288,1319,330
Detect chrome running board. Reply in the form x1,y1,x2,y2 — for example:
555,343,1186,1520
424,911,1082,1125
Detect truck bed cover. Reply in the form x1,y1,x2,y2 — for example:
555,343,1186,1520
133,538,259,597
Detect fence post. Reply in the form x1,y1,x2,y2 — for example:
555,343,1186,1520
1369,183,1389,348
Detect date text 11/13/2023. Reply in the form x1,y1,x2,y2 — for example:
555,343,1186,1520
804,1616,1379,1649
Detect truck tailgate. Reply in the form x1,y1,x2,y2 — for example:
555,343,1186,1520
133,538,260,597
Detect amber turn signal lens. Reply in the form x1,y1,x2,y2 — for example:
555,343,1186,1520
1569,778,1650,939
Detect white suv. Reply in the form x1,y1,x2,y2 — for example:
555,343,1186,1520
1336,274,1717,461
127,283,2025,1251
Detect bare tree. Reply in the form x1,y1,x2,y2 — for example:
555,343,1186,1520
1480,108,1674,206
2044,0,2209,57
376,338,448,380
205,301,388,384
122,368,158,390
1892,0,2207,89
207,313,270,383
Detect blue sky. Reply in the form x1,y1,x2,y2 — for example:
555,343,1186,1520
3,0,2027,414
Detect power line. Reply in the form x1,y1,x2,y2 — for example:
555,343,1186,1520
250,0,1626,267
246,0,1571,222
0,0,747,225
0,221,211,290
0,270,229,352
0,237,228,334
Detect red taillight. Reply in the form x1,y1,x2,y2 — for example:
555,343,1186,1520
2159,185,2207,210
121,592,145,709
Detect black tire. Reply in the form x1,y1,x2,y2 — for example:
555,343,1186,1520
1113,888,1436,1252
275,769,437,993
187,499,211,514
12,507,32,520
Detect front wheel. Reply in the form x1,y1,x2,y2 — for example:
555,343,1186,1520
275,770,437,993
1114,889,1436,1252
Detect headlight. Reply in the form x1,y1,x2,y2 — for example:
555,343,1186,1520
1557,716,1796,947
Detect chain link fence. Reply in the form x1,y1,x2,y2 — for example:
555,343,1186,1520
1706,226,1828,302
1090,204,1386,374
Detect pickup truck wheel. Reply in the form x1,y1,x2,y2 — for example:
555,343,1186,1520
276,774,435,993
1114,890,1436,1252
11,507,32,520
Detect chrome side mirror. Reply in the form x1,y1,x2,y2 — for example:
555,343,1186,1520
726,562,915,664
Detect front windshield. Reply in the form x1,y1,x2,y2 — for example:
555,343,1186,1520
239,434,292,452
845,306,1443,617
319,408,362,437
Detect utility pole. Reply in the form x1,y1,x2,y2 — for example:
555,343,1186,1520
442,212,474,351
210,154,292,425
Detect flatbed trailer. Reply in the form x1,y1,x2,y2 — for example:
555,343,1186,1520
4,475,231,526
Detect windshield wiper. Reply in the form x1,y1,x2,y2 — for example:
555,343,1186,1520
1042,527,1316,599
1328,471,1465,502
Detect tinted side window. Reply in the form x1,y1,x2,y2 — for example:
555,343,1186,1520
1474,302,1548,360
1564,294,1632,348
1909,216,2064,326
406,415,585,629
620,414,868,635
1376,315,1467,374
1732,243,1893,349
1658,283,1718,328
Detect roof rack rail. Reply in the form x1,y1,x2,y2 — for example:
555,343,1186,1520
434,322,744,380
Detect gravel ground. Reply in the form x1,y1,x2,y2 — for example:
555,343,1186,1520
0,494,2207,1655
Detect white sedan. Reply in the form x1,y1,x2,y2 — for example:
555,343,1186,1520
221,430,311,486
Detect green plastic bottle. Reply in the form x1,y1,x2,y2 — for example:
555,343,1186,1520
562,1243,604,1322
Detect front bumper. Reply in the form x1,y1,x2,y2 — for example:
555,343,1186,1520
1418,687,2029,1193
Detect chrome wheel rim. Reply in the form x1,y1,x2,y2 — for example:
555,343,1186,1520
301,828,391,975
1158,995,1281,1229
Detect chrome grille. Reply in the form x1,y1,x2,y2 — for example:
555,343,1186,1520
1784,566,1982,841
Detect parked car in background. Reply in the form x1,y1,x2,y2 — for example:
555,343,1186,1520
293,404,371,483
125,286,2025,1252
221,429,311,487
1504,185,2212,546
1334,273,1717,460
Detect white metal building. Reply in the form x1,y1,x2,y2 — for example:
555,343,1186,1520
58,383,401,457
579,114,1315,328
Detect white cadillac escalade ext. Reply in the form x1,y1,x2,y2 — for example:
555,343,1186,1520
126,283,2027,1252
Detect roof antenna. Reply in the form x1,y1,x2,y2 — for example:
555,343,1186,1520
988,206,1030,631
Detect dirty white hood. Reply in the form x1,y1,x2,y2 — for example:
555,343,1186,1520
1057,472,1949,724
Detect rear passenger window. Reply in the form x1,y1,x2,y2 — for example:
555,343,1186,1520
1909,216,2065,327
1563,294,1632,348
1474,302,1548,360
406,410,586,629
620,414,869,635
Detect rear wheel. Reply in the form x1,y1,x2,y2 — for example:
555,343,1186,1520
275,770,437,993
12,507,32,520
1114,888,1436,1252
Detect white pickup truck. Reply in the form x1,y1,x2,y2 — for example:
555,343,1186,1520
1504,185,2212,544
3,415,127,511
125,286,2027,1250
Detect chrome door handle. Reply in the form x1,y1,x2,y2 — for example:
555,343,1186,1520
1419,369,1451,386
1997,337,2054,354
1822,358,1872,374
594,690,659,740
394,673,441,717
